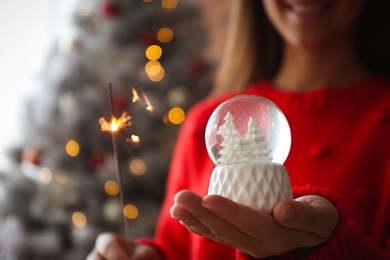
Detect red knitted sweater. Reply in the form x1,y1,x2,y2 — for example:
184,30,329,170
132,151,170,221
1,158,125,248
140,76,390,259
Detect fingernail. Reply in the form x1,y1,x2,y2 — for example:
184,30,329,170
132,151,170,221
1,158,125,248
280,204,295,221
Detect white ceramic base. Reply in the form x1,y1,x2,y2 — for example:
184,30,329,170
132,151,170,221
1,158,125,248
208,162,293,213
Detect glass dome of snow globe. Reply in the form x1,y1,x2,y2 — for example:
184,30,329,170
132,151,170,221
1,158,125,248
205,94,291,166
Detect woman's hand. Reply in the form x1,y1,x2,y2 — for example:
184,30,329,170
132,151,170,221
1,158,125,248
87,233,161,260
170,190,338,258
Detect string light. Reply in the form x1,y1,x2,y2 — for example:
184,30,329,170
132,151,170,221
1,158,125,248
161,0,178,11
39,167,53,184
123,204,139,219
168,107,185,125
157,27,174,43
129,159,146,176
145,60,162,76
72,212,87,228
66,140,80,157
145,45,162,61
148,66,165,82
104,180,120,196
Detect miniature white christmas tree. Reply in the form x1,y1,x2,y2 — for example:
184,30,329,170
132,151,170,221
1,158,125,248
242,117,272,162
216,112,242,165
217,113,272,164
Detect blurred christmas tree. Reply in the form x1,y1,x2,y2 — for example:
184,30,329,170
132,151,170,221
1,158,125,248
0,0,212,259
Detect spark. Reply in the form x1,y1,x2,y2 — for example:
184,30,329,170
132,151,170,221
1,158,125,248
99,112,131,132
131,86,154,112
126,134,140,144
143,92,154,112
131,87,140,103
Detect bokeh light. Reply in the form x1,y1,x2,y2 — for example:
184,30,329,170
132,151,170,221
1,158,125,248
66,140,80,157
145,60,162,76
168,107,185,125
104,180,119,196
39,167,53,184
148,66,165,82
72,212,87,228
161,0,178,11
129,159,146,176
123,204,139,219
145,45,162,61
157,27,174,43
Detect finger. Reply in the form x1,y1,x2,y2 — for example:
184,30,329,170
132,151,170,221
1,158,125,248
173,191,255,248
171,192,232,245
174,191,264,253
273,196,338,239
94,233,132,260
170,204,212,237
202,194,276,236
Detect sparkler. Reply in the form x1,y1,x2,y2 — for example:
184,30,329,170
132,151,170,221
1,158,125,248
99,83,154,239
99,83,132,239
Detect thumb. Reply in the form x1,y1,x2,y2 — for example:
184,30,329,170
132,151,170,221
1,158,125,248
273,195,338,239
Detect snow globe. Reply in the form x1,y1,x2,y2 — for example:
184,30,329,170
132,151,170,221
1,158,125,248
205,94,293,213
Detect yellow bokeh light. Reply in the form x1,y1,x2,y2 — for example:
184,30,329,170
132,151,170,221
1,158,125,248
143,0,153,2
104,180,119,196
168,107,185,125
123,204,139,219
145,60,162,76
72,212,87,228
148,66,165,82
66,140,80,157
130,159,146,176
145,45,162,61
157,27,174,43
161,0,178,11
39,167,53,184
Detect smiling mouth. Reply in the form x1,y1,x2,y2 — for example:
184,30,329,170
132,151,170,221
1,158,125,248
283,2,332,14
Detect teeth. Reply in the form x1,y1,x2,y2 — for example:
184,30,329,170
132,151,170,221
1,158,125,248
290,5,323,13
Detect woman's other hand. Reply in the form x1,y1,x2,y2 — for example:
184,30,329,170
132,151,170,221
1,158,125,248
87,233,161,260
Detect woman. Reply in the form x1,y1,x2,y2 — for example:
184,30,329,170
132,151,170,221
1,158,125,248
88,0,390,259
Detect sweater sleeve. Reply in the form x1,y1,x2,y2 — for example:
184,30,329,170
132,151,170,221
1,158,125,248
236,185,386,260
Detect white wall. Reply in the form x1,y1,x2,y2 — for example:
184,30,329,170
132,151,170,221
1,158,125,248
0,0,77,168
